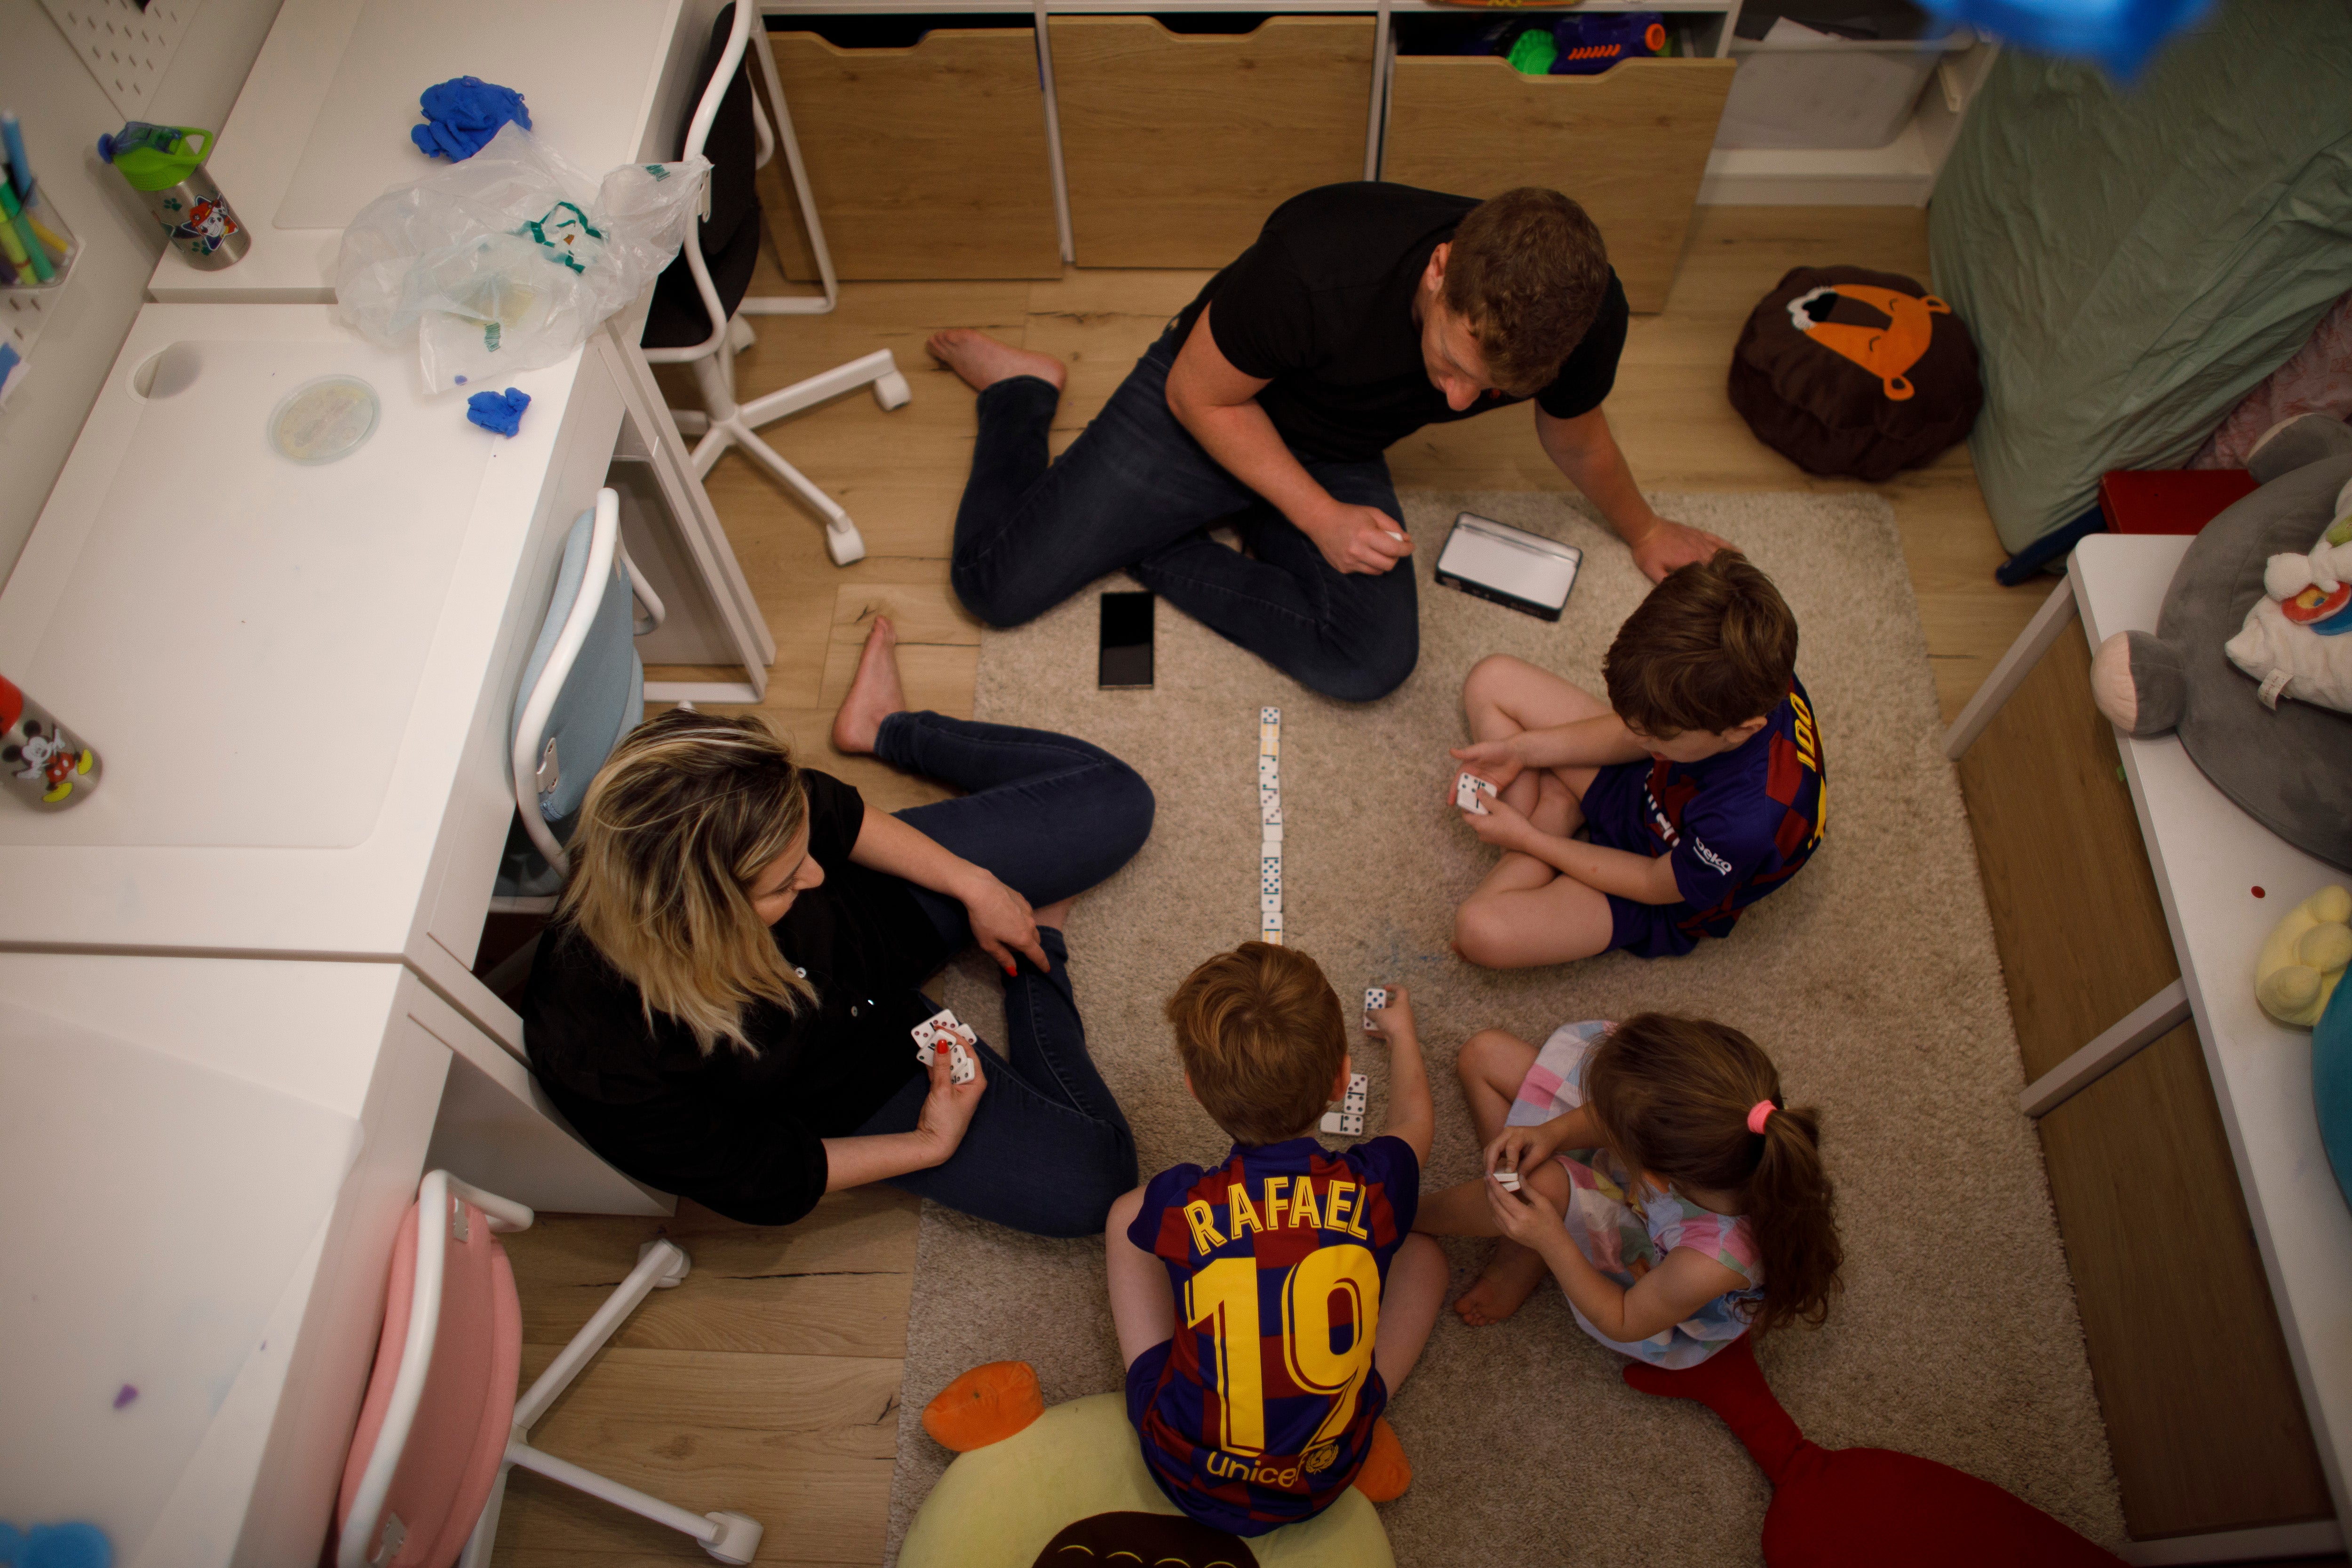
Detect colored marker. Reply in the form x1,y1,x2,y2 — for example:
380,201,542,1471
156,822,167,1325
1,114,32,205
0,179,50,281
0,252,17,286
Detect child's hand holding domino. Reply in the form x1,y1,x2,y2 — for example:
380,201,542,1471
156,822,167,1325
1363,982,1415,1043
1448,737,1524,795
912,1028,987,1158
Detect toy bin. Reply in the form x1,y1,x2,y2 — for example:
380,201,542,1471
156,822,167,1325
1716,25,1975,150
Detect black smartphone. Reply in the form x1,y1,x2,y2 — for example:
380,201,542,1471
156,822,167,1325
1098,590,1155,688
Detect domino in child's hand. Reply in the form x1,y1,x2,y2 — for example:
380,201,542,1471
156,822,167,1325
1454,772,1498,815
947,1036,977,1086
913,1007,960,1066
1362,986,1388,1031
1494,1165,1523,1193
1319,1110,1365,1138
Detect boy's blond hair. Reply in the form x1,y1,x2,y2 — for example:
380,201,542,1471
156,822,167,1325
1166,943,1347,1146
1603,549,1798,738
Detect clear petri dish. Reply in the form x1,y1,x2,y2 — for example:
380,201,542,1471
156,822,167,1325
269,375,380,465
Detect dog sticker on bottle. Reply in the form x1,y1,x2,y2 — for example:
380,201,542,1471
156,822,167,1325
1,676,100,807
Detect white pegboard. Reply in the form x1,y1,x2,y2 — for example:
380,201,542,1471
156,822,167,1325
39,0,209,122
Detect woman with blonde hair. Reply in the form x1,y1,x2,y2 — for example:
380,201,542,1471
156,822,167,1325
521,620,1152,1235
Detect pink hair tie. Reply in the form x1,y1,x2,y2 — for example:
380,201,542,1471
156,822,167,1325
1746,1099,1776,1135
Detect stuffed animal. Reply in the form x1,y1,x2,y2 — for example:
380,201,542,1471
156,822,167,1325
2088,413,2352,871
2255,884,2352,1026
898,1362,1399,1568
2222,479,2352,710
1623,1335,2124,1567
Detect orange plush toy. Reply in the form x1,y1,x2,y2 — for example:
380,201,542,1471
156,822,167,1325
1624,1337,2123,1567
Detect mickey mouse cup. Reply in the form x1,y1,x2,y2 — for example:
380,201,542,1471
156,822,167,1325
0,676,101,808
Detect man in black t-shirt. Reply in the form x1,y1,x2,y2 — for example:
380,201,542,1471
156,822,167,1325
930,183,1731,701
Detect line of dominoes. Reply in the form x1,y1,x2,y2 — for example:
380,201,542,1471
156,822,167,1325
1257,705,1283,946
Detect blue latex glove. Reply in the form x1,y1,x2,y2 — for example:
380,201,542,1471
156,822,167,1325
465,387,531,437
411,77,531,161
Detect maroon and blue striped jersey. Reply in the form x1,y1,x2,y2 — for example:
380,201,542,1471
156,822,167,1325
1125,1134,1420,1536
1588,674,1827,942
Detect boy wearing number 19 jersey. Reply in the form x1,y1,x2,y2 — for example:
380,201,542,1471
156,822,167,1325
1105,943,1447,1537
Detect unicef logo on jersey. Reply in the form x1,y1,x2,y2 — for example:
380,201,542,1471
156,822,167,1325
1204,1450,1304,1489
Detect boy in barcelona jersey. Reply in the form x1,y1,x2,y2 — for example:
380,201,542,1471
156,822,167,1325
1104,944,1447,1535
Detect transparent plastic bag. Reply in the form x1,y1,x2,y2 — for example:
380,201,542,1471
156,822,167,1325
335,122,708,393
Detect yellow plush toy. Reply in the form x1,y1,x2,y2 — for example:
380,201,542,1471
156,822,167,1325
2255,885,2352,1026
899,1362,1398,1568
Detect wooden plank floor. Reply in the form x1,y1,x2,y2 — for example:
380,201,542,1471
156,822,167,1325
495,203,2048,1566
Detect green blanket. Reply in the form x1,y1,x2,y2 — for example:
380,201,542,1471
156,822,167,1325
1929,0,2352,554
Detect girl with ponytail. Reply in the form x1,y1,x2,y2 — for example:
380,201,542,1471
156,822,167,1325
1414,1012,1840,1367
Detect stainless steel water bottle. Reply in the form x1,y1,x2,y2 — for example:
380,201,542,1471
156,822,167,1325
98,122,250,269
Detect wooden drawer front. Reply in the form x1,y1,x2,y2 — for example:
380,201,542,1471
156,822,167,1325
771,29,1061,280
1052,16,1374,269
1381,57,1734,314
1957,628,2332,1537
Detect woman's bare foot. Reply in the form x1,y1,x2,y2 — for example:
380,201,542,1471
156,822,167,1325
927,329,1067,395
832,617,906,756
1034,894,1078,932
1453,1242,1551,1327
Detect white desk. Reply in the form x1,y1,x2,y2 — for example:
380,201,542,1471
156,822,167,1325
1950,534,2351,1562
150,0,715,304
0,951,627,1568
0,303,768,1071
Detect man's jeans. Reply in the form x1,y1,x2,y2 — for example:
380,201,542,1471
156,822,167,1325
949,332,1420,702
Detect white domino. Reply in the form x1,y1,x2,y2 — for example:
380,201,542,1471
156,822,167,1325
1361,986,1388,1031
1261,822,1283,844
1494,1166,1523,1192
1319,1111,1365,1138
1261,892,1282,914
947,1037,976,1085
1261,706,1281,725
1255,705,1286,941
1454,772,1497,815
1261,909,1283,934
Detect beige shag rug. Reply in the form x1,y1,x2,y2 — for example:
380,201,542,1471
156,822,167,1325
884,492,2125,1566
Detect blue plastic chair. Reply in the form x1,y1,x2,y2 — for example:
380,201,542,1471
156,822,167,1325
493,488,663,908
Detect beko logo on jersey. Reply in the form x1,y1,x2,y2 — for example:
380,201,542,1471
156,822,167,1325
1689,837,1733,875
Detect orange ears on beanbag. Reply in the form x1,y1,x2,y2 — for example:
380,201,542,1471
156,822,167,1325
922,1360,1047,1453
1351,1417,1412,1502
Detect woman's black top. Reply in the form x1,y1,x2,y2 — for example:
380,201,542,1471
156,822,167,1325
521,769,944,1225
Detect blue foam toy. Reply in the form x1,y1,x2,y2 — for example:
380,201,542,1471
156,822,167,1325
465,387,531,437
0,1521,113,1568
1550,12,1666,75
2312,979,2352,1212
1911,0,2214,78
411,77,531,162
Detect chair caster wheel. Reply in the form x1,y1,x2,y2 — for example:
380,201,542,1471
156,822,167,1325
726,316,757,354
639,1240,691,1288
699,1511,763,1564
874,371,912,412
826,521,867,566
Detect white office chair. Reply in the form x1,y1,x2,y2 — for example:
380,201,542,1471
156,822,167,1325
335,1169,761,1568
642,2,910,567
493,488,662,916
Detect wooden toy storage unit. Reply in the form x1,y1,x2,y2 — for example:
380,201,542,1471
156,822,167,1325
758,0,1996,304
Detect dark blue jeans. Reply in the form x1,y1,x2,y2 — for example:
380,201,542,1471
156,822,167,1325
851,711,1151,1237
950,331,1420,702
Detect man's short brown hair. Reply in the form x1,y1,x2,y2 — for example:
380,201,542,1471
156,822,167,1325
1603,550,1799,737
1167,942,1347,1146
1442,187,1611,397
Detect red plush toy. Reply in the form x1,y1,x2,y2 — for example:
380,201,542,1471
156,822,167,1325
1623,1337,2123,1567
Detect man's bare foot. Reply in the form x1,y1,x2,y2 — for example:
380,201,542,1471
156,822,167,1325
927,329,1067,396
1453,1244,1550,1327
832,616,907,756
1034,894,1078,932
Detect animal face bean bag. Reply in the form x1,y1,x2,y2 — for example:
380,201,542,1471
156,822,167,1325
1728,265,1984,482
2090,414,2352,871
899,1363,1395,1568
